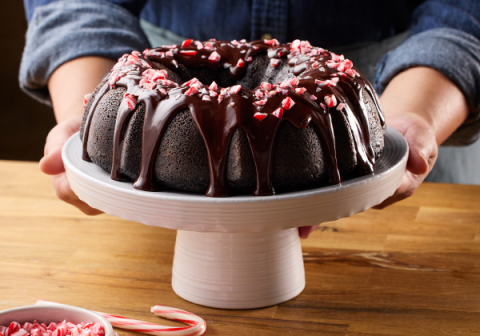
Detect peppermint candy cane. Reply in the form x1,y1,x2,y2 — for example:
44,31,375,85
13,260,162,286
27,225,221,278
35,301,206,336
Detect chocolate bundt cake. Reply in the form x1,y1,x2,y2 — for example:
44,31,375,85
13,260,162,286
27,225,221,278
80,38,386,197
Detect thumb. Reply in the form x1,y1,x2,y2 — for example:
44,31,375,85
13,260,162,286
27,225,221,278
39,115,83,175
407,144,429,175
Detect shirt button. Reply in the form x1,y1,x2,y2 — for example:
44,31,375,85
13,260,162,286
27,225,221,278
261,33,273,40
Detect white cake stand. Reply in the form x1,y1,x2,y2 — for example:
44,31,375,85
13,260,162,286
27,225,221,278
63,126,408,309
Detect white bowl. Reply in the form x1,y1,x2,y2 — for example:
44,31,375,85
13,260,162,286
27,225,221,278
0,305,113,336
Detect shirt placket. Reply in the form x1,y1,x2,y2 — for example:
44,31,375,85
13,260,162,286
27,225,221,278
250,0,288,43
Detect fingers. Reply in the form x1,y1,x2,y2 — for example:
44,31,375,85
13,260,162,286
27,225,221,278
39,115,83,175
40,115,102,216
52,173,102,216
374,113,438,209
298,224,320,239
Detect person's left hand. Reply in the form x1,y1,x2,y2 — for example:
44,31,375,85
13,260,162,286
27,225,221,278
374,112,438,208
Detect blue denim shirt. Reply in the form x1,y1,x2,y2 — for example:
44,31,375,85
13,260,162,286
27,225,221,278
20,0,480,144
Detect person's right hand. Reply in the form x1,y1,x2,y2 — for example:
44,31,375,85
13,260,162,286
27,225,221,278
39,115,103,215
44,56,115,214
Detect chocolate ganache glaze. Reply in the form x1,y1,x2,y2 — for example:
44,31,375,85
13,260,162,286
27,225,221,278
81,38,385,197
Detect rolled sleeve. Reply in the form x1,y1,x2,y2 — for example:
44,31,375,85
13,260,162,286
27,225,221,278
375,28,480,145
19,0,150,106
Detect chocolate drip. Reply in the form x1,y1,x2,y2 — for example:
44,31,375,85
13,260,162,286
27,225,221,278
110,78,165,181
82,39,385,197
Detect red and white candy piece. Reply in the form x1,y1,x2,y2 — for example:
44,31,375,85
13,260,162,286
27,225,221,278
124,94,137,110
336,103,346,111
281,97,295,110
181,39,193,48
143,69,168,81
208,81,218,91
345,69,356,77
270,59,280,67
295,87,307,94
254,112,268,121
236,58,245,68
183,78,200,87
208,51,221,62
83,93,92,108
260,82,273,91
264,38,280,47
36,301,206,336
324,94,337,108
288,77,299,86
254,99,268,106
229,85,241,94
179,50,197,56
185,86,198,96
315,77,339,87
272,107,284,119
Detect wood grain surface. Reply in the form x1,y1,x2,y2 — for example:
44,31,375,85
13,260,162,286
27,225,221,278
1,160,480,335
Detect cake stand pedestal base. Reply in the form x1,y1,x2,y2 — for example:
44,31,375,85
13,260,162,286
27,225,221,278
172,228,305,309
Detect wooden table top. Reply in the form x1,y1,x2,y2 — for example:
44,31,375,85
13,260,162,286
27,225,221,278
1,160,480,336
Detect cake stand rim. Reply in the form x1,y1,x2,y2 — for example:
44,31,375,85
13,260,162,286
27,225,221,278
63,126,407,205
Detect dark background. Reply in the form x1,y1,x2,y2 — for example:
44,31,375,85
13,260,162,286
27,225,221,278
0,2,56,161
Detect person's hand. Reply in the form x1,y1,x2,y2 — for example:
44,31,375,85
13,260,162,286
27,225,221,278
299,67,470,239
42,56,115,214
374,112,437,208
39,115,103,215
376,67,469,208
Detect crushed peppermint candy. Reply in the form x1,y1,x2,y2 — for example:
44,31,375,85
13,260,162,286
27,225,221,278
124,94,137,110
324,94,337,108
181,39,193,48
0,321,105,336
254,112,268,121
281,97,295,110
208,51,221,62
255,90,265,99
288,77,299,86
261,83,273,91
143,69,168,81
236,59,245,68
83,93,92,108
185,86,198,96
270,59,281,67
208,81,218,91
254,99,268,106
295,87,307,94
272,108,284,119
345,69,356,77
336,103,346,111
179,50,197,56
229,85,241,94
264,38,280,47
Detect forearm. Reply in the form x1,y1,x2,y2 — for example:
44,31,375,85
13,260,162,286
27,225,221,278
48,57,115,123
381,67,469,145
